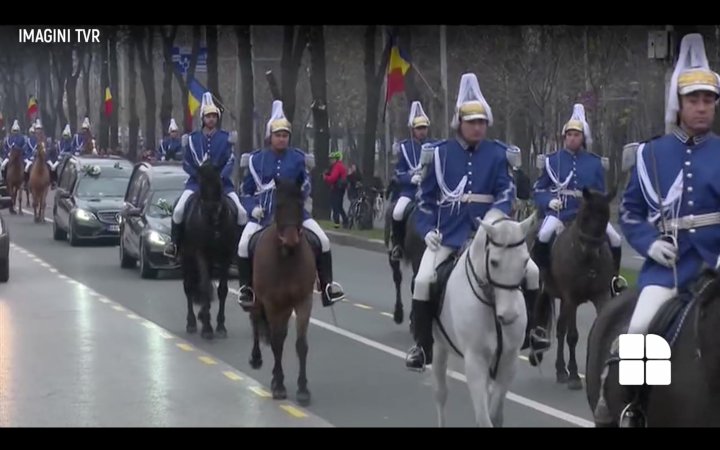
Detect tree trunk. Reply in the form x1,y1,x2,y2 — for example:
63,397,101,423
307,26,330,221
108,29,119,150
280,26,309,123
206,25,220,102
82,48,93,120
36,47,55,136
135,26,157,151
99,40,110,150
398,26,421,105
51,52,68,133
128,37,139,162
236,26,255,153
160,26,178,140
66,47,82,133
362,26,391,179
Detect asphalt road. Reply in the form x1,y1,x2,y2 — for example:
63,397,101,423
0,194,612,427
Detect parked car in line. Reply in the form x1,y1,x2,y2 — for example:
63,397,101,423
52,155,134,246
118,161,186,279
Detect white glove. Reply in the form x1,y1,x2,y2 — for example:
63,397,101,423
548,198,563,212
237,206,248,224
424,230,442,251
251,206,264,221
411,173,422,185
647,239,677,268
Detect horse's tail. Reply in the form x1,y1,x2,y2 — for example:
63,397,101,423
251,302,271,345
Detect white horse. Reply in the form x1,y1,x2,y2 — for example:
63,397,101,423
432,210,536,427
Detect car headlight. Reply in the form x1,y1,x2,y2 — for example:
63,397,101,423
147,230,170,246
73,209,97,222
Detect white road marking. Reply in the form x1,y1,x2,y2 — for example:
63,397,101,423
223,285,593,428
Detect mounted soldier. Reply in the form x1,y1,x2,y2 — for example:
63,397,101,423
236,100,345,309
389,101,433,261
532,103,627,300
73,117,95,155
163,92,247,259
595,33,720,428
1,120,26,181
157,119,183,161
24,123,37,177
405,72,539,371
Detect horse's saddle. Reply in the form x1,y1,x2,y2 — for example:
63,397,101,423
403,200,417,222
248,226,322,261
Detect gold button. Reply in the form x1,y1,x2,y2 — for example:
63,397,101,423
688,186,694,192
688,200,694,206
690,228,697,233
687,173,693,179
685,161,691,166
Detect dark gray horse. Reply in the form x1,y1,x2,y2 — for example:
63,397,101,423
529,187,616,389
586,270,720,427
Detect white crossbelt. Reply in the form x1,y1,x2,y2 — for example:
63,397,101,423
656,212,720,231
559,189,583,198
460,193,494,204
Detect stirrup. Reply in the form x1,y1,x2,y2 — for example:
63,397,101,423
619,403,646,428
324,281,345,304
390,245,403,261
237,285,256,310
611,275,628,296
529,327,551,351
405,344,427,373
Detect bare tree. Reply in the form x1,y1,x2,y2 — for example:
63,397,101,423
236,26,254,153
307,26,330,220
109,28,119,150
128,34,139,161
99,38,110,150
206,25,221,103
135,26,157,150
159,26,178,137
361,26,391,179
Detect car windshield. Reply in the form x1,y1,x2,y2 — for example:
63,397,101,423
146,190,183,218
75,175,129,198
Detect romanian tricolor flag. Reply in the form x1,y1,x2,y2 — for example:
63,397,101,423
104,87,113,117
186,77,207,130
27,96,38,120
385,37,411,104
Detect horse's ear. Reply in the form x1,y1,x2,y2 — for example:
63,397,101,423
582,187,592,201
479,218,496,240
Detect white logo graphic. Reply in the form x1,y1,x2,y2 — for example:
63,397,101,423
618,334,671,386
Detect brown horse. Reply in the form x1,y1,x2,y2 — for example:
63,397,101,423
5,146,25,215
248,176,316,406
29,141,51,223
528,188,616,389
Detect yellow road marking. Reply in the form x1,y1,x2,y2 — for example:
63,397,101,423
223,371,243,381
249,386,271,398
127,313,140,320
158,332,174,339
98,297,111,304
353,303,372,310
380,312,394,318
176,343,194,352
198,356,218,365
48,268,58,273
142,322,155,329
280,405,307,418
112,305,126,312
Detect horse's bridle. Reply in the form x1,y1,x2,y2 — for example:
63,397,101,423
462,216,527,380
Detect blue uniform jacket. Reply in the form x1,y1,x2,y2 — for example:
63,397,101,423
415,138,516,250
2,134,26,159
620,130,720,291
25,136,40,160
240,147,312,227
183,129,236,194
533,148,606,222
72,134,85,154
157,137,183,161
395,137,433,198
58,138,73,156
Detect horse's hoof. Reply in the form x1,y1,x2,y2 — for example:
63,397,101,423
528,351,543,367
272,387,287,400
556,371,569,384
201,329,214,340
296,389,311,406
186,323,197,334
249,357,262,370
568,377,583,391
393,307,404,324
215,327,227,339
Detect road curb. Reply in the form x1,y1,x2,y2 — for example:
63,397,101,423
324,229,388,255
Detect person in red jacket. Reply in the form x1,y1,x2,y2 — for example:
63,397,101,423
324,151,349,228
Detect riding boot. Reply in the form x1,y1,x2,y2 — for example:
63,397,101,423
317,250,345,307
163,221,183,258
236,256,255,311
390,218,405,261
522,288,539,350
610,246,628,296
533,241,551,274
406,299,434,371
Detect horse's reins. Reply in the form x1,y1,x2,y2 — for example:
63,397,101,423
460,217,526,380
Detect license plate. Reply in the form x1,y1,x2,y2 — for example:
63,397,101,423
108,225,119,232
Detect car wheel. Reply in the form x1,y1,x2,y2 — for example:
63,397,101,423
53,213,66,241
68,219,80,247
139,241,158,279
119,232,137,269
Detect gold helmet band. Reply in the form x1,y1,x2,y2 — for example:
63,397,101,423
270,118,291,134
458,101,488,122
677,69,720,96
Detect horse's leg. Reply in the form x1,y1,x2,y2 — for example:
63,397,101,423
198,258,214,339
431,339,449,427
215,269,228,338
8,185,16,215
389,255,404,324
555,299,569,383
294,295,313,406
566,302,583,390
269,306,292,400
464,353,493,427
183,273,197,333
249,305,263,369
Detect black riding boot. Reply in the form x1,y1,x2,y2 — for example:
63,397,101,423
610,246,628,296
390,218,405,261
163,221,183,258
317,251,345,307
533,241,551,273
236,256,255,311
522,288,539,350
406,299,433,371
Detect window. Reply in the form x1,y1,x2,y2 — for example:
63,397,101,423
146,190,183,218
618,334,671,386
75,176,129,198
126,172,145,206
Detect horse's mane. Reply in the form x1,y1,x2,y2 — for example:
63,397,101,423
275,177,304,207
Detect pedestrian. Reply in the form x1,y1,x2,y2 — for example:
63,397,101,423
324,150,349,229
